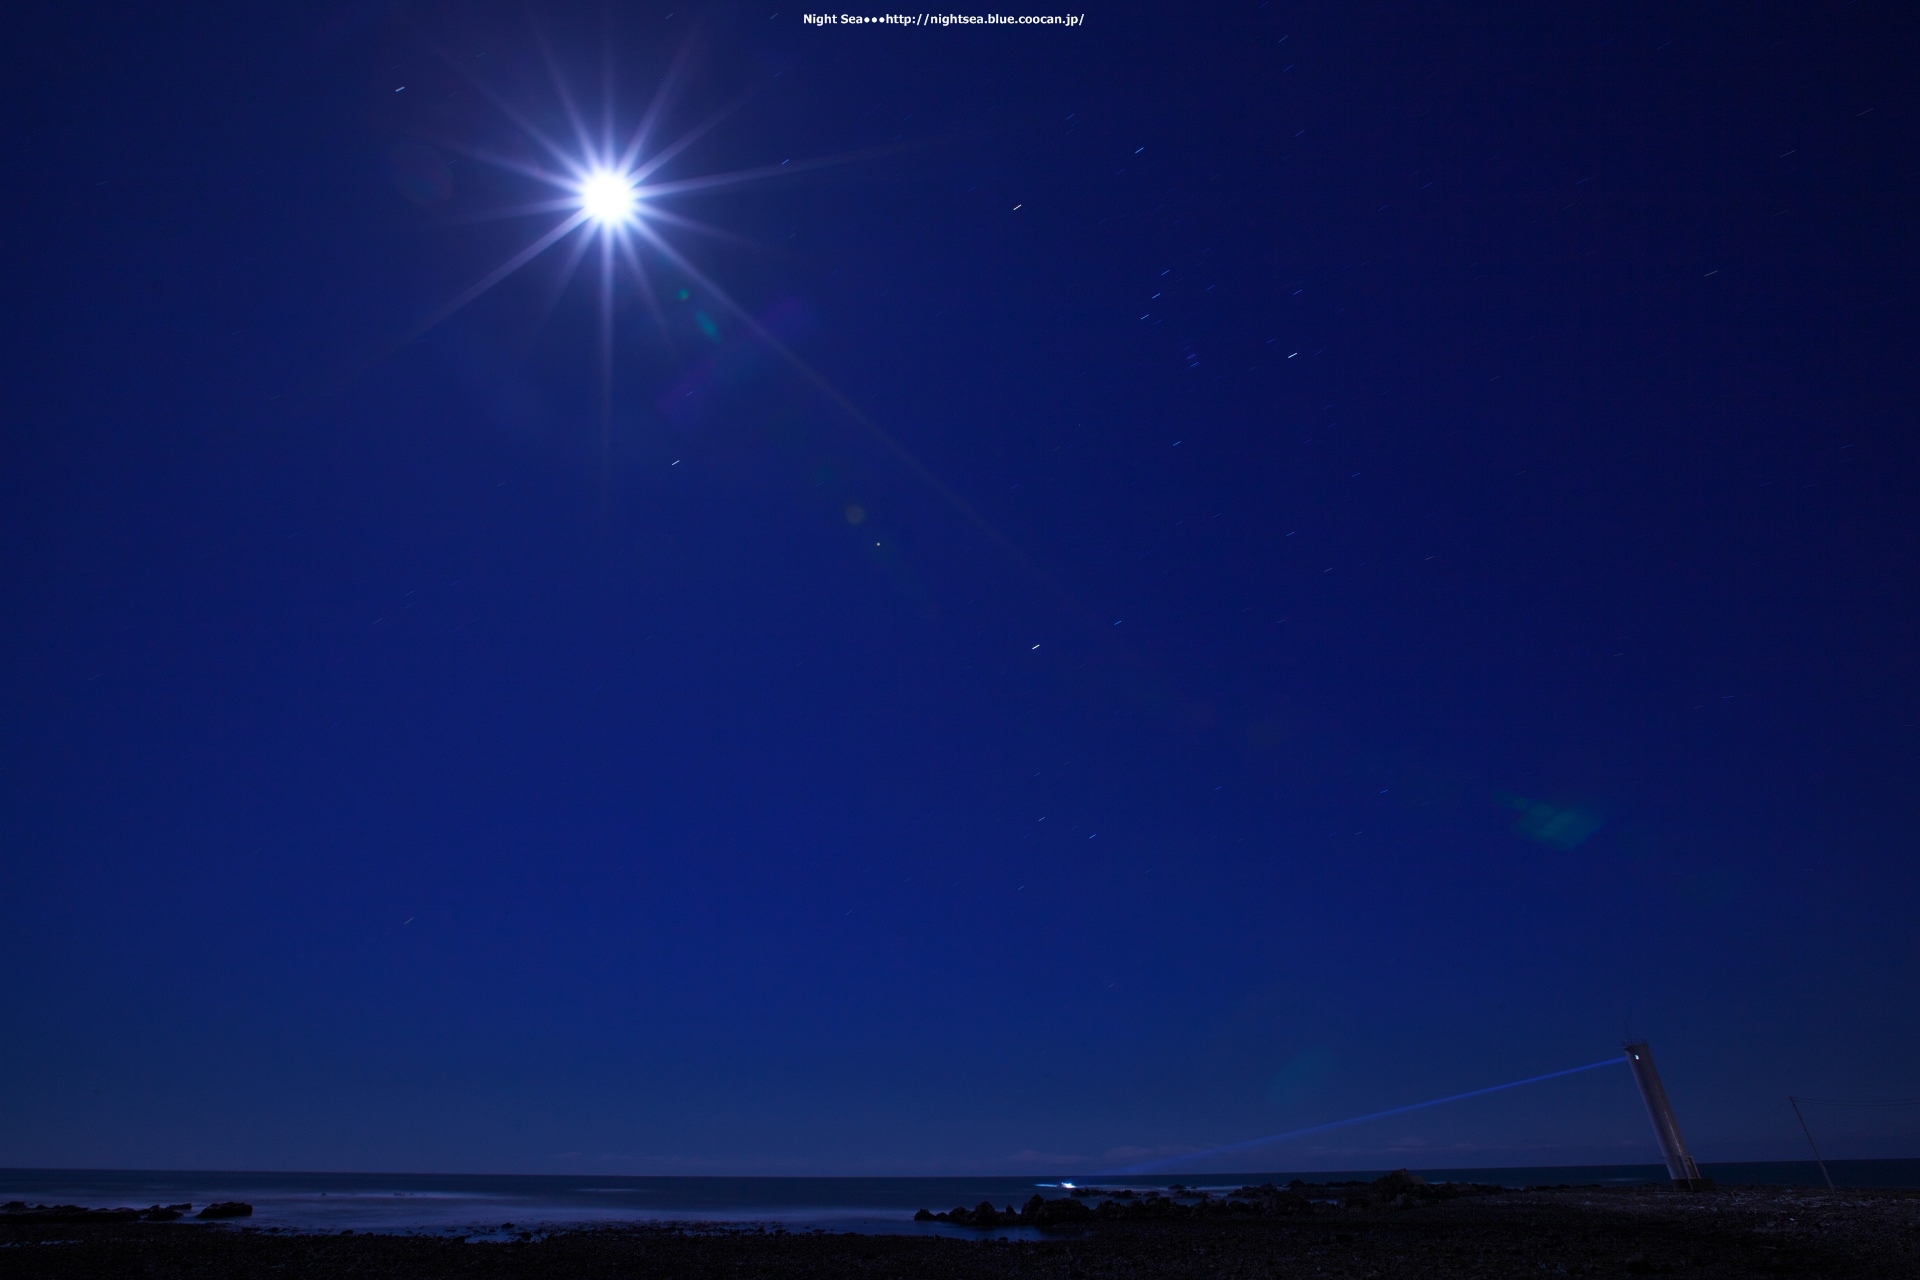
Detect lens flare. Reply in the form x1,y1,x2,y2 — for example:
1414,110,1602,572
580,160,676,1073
578,169,638,225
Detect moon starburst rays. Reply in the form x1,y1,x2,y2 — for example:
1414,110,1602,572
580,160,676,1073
408,64,838,424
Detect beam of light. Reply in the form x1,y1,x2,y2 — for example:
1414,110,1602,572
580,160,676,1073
628,91,755,185
1107,1055,1632,1175
533,20,594,162
618,39,697,171
399,209,591,348
450,196,592,226
621,202,758,248
434,43,580,177
636,142,910,200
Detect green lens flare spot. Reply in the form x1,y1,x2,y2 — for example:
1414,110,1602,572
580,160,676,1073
1498,793,1605,849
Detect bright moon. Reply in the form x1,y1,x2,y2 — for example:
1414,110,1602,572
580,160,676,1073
579,170,638,225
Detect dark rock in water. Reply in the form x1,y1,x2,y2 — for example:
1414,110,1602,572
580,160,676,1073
196,1202,253,1219
143,1206,182,1221
912,1209,935,1221
1027,1196,1092,1228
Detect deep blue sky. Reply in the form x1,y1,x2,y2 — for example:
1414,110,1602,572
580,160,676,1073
2,1,1916,1175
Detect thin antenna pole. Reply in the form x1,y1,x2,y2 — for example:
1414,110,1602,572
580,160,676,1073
1788,1095,1836,1192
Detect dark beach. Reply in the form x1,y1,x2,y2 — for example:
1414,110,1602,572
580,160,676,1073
6,1183,1916,1280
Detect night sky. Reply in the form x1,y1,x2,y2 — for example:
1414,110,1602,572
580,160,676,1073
3,2,1917,1176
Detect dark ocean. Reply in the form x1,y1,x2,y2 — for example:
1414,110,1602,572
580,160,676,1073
3,1162,1915,1237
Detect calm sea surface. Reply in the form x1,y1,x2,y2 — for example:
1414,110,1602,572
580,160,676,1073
3,1162,1915,1237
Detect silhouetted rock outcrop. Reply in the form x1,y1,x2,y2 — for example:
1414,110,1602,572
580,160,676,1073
1027,1196,1092,1227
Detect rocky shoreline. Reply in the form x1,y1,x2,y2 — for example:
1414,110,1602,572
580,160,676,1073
4,1199,253,1224
3,1184,1915,1279
916,1170,1509,1227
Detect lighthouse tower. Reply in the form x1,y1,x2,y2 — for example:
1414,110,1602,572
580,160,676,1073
1623,1042,1709,1188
